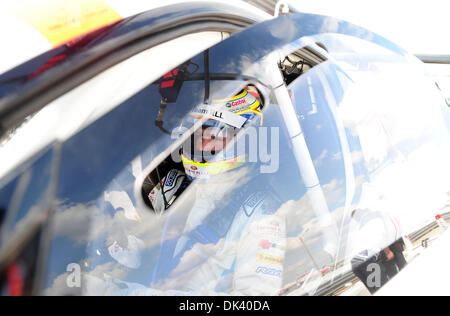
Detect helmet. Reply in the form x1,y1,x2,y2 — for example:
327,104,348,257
181,86,264,179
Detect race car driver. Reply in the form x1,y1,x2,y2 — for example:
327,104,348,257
138,86,287,295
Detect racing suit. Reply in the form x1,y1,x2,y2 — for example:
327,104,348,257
145,167,286,295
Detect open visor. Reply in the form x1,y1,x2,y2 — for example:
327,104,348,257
190,105,247,129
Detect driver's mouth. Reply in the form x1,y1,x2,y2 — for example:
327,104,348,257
196,134,228,152
195,128,230,152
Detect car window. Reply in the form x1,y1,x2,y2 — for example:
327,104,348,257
0,30,227,296
40,40,367,296
0,229,43,296
0,147,56,246
2,12,448,296
0,146,57,296
307,33,450,294
0,31,226,179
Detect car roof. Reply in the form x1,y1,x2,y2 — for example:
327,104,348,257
0,0,272,76
0,1,272,140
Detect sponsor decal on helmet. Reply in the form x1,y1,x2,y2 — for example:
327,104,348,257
226,99,246,108
184,164,210,179
220,90,260,115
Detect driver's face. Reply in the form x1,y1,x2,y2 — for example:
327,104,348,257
195,126,233,152
191,85,259,154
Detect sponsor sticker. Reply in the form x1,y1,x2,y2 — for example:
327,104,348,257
184,164,210,179
165,170,177,188
148,185,160,204
225,98,246,108
255,266,282,278
245,191,265,208
256,253,283,266
261,200,277,215
226,95,257,114
11,0,123,47
243,193,278,216
258,239,278,250
256,223,282,237
243,191,266,216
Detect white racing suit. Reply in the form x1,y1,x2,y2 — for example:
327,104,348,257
98,168,286,296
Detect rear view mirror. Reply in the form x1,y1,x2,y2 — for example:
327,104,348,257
416,55,450,106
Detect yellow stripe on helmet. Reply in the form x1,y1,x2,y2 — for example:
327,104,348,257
234,98,261,115
213,90,248,103
251,109,264,126
181,153,247,176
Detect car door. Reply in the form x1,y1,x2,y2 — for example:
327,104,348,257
0,3,265,296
